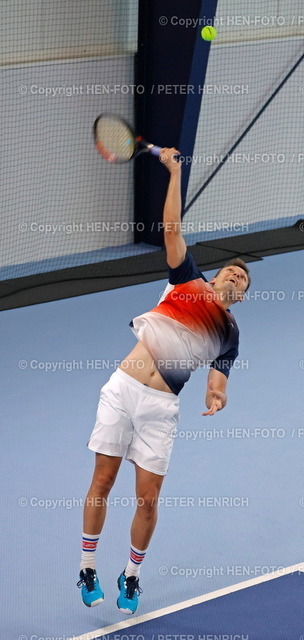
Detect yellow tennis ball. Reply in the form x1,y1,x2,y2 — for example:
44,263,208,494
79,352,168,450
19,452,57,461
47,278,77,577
201,26,217,41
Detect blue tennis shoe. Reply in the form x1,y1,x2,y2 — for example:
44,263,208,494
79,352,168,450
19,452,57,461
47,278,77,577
77,568,104,607
117,571,142,614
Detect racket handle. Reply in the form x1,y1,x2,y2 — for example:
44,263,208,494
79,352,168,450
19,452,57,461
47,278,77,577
148,145,180,162
148,145,163,156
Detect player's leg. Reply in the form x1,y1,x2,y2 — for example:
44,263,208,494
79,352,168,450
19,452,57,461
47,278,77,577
78,369,133,607
83,452,122,535
131,464,164,550
78,453,122,607
117,465,164,614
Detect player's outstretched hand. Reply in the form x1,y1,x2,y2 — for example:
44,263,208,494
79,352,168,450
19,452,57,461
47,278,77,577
202,380,227,416
160,147,181,173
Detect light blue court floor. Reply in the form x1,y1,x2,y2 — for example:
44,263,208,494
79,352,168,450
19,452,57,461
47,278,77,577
1,250,303,639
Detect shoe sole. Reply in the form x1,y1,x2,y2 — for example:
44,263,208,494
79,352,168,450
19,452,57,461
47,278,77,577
117,603,136,615
83,597,104,607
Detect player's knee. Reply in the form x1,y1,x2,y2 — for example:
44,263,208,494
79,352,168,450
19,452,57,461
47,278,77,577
92,470,116,497
137,490,160,513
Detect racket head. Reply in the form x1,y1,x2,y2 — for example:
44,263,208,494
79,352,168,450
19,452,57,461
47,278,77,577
93,114,137,163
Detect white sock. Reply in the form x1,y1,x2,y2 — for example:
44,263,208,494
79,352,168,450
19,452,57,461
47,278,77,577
80,532,100,571
124,545,147,578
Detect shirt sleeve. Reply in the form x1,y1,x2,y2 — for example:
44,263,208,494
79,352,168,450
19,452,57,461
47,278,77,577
168,250,207,284
210,342,239,378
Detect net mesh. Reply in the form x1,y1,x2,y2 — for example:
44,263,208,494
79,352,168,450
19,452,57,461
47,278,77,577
0,1,139,281
184,3,304,245
0,0,303,286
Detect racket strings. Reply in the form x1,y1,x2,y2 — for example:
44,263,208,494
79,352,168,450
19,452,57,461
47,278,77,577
96,118,135,161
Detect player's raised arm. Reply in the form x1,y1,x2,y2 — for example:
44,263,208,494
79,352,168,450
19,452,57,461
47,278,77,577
160,148,187,268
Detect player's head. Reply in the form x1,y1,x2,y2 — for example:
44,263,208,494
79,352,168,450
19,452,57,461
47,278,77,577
209,258,250,305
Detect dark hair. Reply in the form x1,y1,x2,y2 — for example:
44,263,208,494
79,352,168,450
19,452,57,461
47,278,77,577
215,258,251,291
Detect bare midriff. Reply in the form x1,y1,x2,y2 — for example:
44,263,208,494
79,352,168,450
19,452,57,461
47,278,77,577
119,341,173,393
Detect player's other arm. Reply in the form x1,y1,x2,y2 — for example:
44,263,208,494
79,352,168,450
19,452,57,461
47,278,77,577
160,148,187,269
202,368,228,416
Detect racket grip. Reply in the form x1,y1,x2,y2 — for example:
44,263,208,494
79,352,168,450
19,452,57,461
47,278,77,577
149,145,181,162
149,145,162,156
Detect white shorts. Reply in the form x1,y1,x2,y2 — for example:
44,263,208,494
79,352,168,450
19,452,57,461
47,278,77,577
87,368,180,475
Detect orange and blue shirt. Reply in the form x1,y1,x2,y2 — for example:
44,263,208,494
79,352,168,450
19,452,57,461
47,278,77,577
130,251,239,395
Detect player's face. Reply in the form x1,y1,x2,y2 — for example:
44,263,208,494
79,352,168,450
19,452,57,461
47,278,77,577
209,265,249,303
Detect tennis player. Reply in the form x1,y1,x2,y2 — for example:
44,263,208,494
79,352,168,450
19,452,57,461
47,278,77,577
77,148,251,614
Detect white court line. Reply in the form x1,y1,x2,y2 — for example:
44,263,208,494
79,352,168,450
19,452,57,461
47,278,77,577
70,561,304,640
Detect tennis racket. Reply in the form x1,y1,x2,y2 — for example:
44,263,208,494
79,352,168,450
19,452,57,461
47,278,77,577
93,113,179,163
